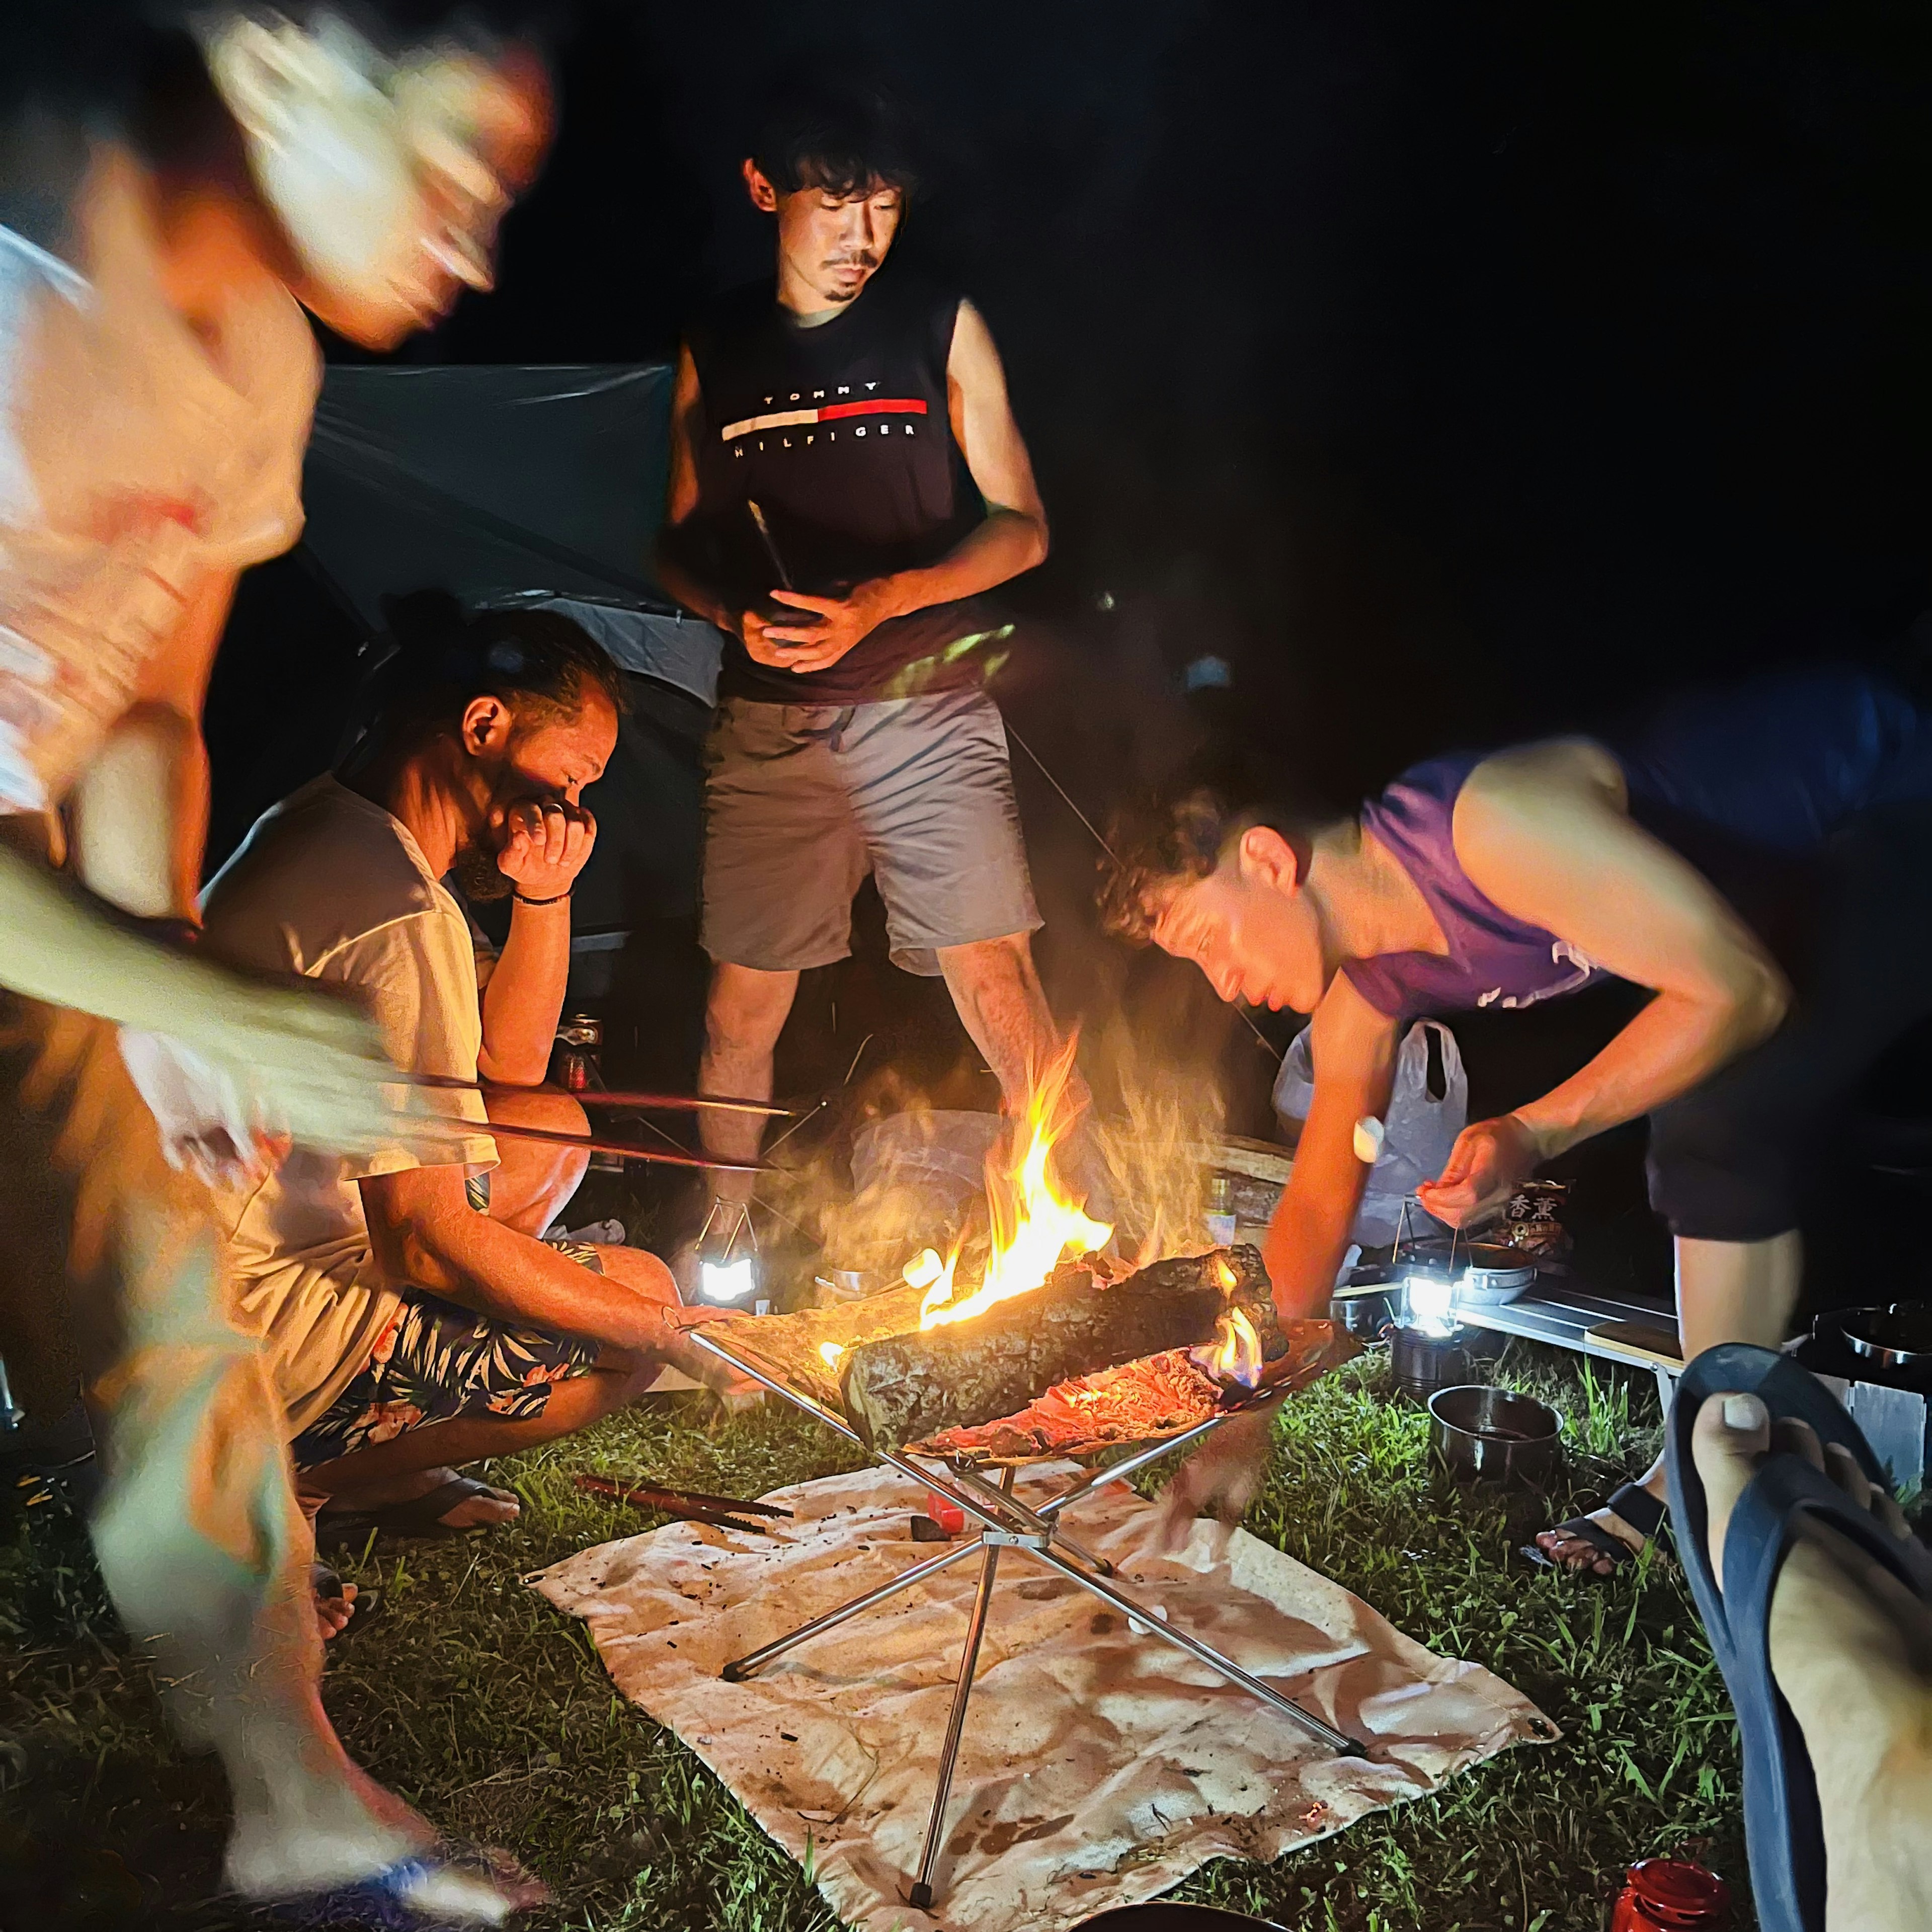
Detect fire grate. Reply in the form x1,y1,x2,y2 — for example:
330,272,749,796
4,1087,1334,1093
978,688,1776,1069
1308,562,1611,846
691,1308,1370,1913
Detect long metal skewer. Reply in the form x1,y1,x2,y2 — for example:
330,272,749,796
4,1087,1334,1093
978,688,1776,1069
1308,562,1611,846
466,1117,770,1172
404,1072,792,1118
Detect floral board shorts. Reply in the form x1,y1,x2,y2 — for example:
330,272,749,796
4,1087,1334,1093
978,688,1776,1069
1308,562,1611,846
290,1181,607,1473
290,1292,603,1471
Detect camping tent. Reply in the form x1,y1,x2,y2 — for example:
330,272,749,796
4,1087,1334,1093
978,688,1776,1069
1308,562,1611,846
208,363,724,967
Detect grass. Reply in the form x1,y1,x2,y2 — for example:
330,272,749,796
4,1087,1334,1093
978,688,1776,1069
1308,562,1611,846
0,1341,1748,1931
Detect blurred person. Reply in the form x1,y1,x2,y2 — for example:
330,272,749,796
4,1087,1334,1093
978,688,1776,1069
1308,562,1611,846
0,2,556,1919
1099,670,1932,1572
656,74,1069,1254
202,597,737,1542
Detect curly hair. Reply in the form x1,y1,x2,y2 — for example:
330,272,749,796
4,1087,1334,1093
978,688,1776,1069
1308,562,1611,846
1098,779,1321,946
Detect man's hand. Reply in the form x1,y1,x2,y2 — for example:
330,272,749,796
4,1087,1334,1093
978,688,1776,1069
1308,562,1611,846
741,580,898,674
497,799,596,901
1415,1113,1543,1228
1155,1407,1275,1551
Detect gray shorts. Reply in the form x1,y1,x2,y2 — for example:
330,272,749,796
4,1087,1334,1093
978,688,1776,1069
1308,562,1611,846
701,688,1040,977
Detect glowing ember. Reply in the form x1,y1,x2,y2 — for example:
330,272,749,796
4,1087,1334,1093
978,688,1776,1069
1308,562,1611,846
915,1037,1113,1332
819,1341,845,1367
1193,1306,1264,1388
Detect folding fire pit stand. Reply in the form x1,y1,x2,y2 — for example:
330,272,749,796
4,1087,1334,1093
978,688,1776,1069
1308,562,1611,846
691,1329,1368,1914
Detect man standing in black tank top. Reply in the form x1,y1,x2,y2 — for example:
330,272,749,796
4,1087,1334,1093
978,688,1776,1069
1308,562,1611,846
658,76,1068,1221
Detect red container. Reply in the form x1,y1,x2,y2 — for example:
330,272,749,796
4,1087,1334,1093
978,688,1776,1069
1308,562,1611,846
924,1490,967,1535
1611,1860,1731,1930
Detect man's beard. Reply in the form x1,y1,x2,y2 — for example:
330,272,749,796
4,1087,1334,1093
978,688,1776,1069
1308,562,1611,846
453,840,512,902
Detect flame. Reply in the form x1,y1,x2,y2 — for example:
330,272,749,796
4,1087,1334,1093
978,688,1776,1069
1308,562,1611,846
1214,1254,1237,1293
1195,1306,1264,1388
916,1037,1113,1331
819,1341,845,1367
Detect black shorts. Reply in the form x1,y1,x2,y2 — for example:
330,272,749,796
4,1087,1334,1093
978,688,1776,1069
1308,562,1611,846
1647,798,1932,1241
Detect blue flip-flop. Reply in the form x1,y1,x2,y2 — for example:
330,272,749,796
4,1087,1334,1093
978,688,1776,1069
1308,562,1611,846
267,1848,543,1928
1666,1343,1932,1932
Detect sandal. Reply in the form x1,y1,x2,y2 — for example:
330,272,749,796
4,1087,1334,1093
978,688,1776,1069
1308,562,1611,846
318,1475,519,1546
264,1844,547,1927
1522,1480,1666,1574
1666,1343,1932,1932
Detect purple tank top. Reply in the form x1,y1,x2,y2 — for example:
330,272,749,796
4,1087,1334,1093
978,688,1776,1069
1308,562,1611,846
1341,670,1932,1021
1342,753,1608,1021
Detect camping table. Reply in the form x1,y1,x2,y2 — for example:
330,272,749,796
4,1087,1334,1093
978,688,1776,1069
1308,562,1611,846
690,1326,1367,1912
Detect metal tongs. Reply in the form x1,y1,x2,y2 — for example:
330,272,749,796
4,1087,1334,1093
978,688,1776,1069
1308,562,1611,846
573,1474,793,1536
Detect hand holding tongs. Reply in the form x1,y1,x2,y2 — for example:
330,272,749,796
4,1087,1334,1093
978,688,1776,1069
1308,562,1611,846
574,1474,793,1536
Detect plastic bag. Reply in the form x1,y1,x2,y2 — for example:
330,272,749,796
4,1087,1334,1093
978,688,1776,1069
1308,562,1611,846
1273,1018,1468,1246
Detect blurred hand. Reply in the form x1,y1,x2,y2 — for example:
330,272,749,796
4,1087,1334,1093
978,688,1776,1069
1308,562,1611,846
655,1303,764,1408
741,580,896,673
168,974,453,1162
1155,1407,1275,1551
1415,1113,1541,1228
498,799,596,900
119,1027,268,1188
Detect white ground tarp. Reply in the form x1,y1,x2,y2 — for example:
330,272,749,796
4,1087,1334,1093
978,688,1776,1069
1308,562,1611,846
533,1462,1557,1931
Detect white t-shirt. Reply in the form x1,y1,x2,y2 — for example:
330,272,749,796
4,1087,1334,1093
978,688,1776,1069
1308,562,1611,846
0,148,319,812
201,777,499,1435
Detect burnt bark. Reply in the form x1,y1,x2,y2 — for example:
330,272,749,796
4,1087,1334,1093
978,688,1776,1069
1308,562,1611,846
838,1244,1282,1451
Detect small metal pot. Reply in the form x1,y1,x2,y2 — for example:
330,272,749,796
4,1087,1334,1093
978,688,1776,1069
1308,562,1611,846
1835,1304,1932,1375
1428,1384,1562,1487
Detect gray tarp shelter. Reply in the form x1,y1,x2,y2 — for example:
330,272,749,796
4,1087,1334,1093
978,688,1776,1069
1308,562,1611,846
293,363,728,956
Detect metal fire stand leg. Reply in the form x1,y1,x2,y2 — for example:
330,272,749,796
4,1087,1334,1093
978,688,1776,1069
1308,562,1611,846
721,1536,986,1681
1026,1542,1364,1756
908,1466,1014,1913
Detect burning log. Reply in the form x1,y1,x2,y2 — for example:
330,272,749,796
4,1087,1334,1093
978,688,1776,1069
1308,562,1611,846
839,1244,1281,1452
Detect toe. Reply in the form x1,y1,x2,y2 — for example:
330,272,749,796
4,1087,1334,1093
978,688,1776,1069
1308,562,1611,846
1690,1390,1770,1596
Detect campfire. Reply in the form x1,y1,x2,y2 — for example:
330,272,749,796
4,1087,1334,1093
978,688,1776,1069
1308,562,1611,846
710,1039,1357,1458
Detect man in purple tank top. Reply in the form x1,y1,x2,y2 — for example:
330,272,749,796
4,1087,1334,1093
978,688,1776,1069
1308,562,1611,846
1101,669,1932,1576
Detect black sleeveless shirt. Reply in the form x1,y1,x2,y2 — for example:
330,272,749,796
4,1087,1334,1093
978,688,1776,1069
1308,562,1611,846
684,268,1007,703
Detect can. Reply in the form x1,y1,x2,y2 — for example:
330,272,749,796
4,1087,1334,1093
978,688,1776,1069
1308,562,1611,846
1610,1859,1731,1929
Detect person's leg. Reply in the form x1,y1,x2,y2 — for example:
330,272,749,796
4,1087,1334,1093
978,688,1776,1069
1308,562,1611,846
1537,1230,1805,1572
481,1087,590,1236
694,699,864,1210
301,1355,654,1512
1690,1390,1932,1932
26,1006,456,1901
695,962,799,1202
936,930,1065,1107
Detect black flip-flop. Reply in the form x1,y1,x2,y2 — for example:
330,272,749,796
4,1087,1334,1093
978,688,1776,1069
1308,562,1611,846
1522,1480,1666,1573
1667,1343,1932,1932
318,1475,520,1546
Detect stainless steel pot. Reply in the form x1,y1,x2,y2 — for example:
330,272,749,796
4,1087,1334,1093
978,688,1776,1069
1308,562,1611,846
1428,1384,1562,1487
1835,1304,1932,1374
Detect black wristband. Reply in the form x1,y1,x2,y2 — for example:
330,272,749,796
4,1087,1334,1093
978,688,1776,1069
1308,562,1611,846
513,889,573,908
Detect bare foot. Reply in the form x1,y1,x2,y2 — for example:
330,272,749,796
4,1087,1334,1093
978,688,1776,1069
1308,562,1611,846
311,1564,358,1641
1691,1391,1932,1932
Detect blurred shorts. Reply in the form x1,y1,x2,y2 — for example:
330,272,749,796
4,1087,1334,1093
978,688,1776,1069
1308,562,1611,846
701,688,1040,978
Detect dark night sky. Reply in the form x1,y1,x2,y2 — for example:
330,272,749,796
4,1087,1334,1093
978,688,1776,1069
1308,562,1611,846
346,0,1932,808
